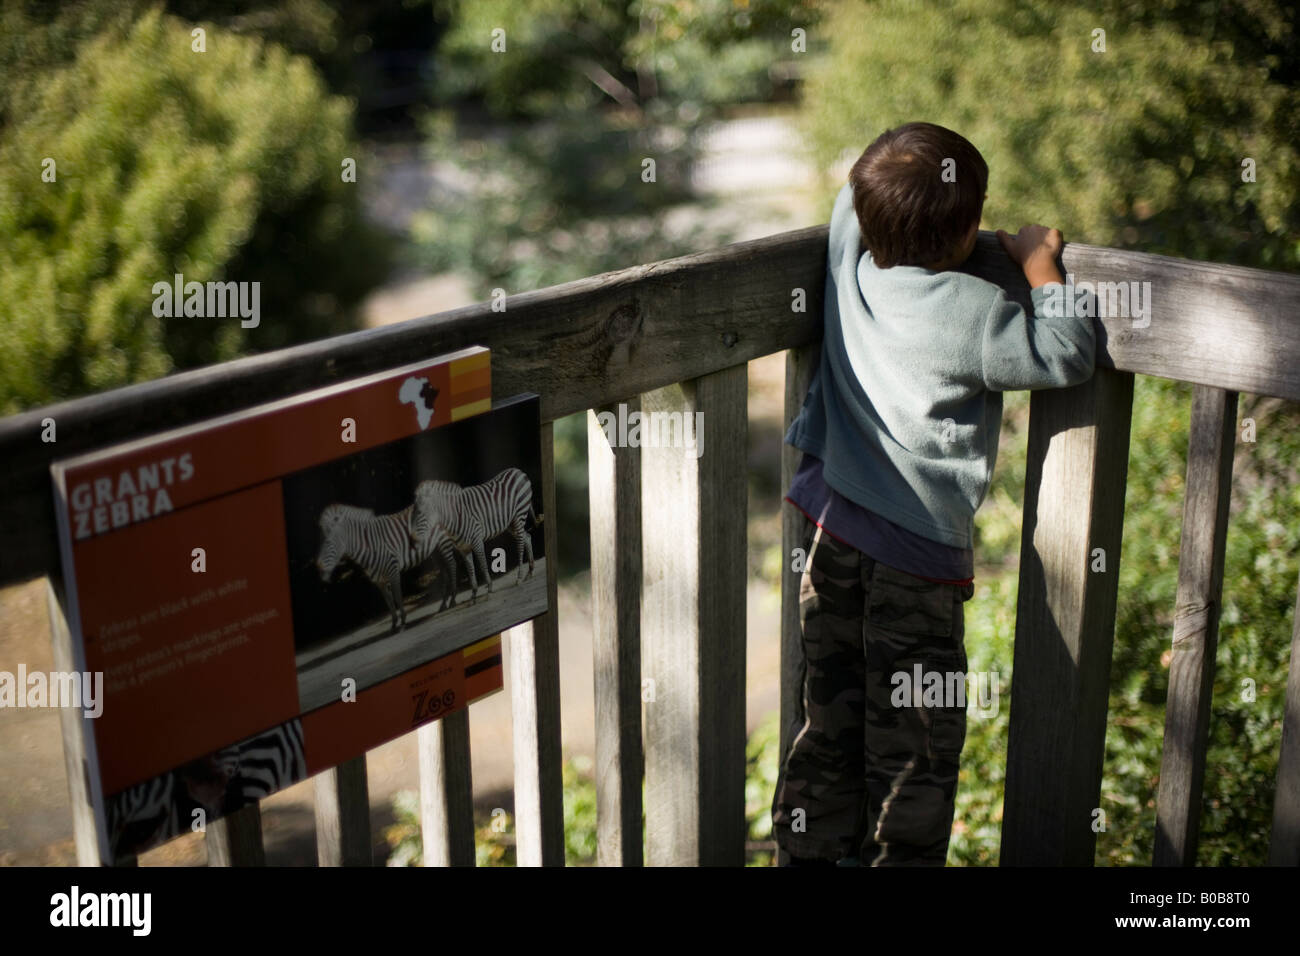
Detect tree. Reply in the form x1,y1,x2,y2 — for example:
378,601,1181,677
413,0,823,296
0,6,390,413
801,0,1298,269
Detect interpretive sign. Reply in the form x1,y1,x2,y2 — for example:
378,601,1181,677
50,346,547,861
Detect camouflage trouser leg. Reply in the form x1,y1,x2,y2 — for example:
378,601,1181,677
771,511,974,865
861,550,973,866
771,516,868,860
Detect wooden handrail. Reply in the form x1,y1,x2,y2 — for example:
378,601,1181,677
4,229,1300,586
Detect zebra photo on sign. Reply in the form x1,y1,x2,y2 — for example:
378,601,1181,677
409,467,543,605
315,503,462,632
283,393,547,712
104,720,306,863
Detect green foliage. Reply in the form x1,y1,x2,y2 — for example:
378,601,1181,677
802,0,1299,269
745,711,781,866
560,754,600,864
411,111,714,299
385,753,602,867
0,5,389,413
413,0,823,297
382,788,424,867
431,0,820,120
1098,382,1298,865
385,728,782,866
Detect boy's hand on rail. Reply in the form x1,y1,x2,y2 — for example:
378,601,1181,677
996,224,1064,289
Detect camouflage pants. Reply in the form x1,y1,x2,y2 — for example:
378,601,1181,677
771,512,975,866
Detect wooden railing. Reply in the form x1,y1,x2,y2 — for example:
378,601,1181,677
2,226,1300,866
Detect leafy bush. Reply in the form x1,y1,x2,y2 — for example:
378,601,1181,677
801,0,1299,270
0,6,389,413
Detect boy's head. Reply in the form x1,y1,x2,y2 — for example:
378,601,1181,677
849,122,988,270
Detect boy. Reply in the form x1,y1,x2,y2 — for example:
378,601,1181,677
771,122,1095,866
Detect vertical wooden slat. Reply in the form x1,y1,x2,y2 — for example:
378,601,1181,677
418,710,476,866
507,420,565,866
1154,386,1238,865
777,345,819,868
1269,568,1300,865
642,365,748,866
314,755,372,866
1001,367,1135,866
46,577,127,866
206,803,266,866
588,402,644,866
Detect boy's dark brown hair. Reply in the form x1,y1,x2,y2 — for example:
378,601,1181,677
849,122,988,269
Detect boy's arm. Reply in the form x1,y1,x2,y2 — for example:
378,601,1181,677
980,287,1096,391
981,223,1095,391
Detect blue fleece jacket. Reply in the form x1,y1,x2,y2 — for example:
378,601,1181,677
786,183,1097,549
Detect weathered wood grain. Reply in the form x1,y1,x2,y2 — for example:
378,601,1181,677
506,422,565,866
7,229,1300,585
641,365,748,866
1269,569,1300,866
1153,386,1238,866
314,755,372,866
206,803,265,866
1000,367,1135,866
777,344,819,868
45,577,127,866
588,404,644,867
418,710,475,867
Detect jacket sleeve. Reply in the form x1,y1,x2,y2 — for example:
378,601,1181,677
980,284,1096,391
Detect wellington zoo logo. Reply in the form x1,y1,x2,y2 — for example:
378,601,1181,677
152,274,260,328
0,666,103,718
398,376,440,430
1040,273,1152,329
891,665,1000,718
595,402,704,459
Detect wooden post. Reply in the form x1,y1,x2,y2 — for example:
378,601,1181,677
418,710,476,866
46,577,126,866
641,365,748,866
778,345,819,868
588,403,644,867
1000,367,1135,865
1153,386,1237,865
206,803,266,866
506,421,565,865
315,755,372,866
1269,568,1300,866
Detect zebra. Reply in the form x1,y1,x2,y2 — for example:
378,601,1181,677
315,503,462,630
103,720,305,861
409,467,543,604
